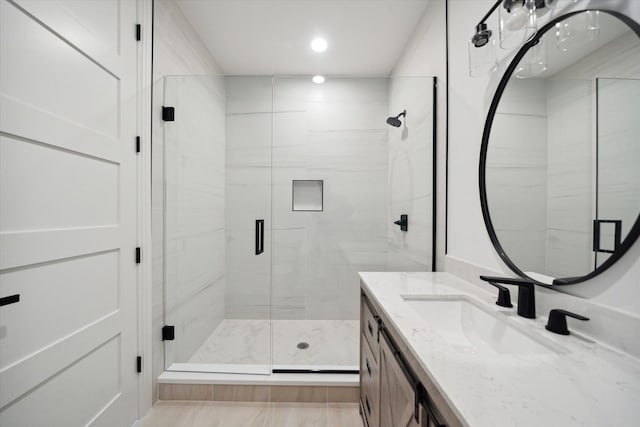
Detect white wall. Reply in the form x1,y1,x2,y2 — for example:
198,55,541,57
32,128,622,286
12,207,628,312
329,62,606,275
446,0,640,346
447,0,506,271
151,0,224,402
392,0,448,270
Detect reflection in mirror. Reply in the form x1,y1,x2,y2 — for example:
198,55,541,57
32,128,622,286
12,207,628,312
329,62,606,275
484,11,640,285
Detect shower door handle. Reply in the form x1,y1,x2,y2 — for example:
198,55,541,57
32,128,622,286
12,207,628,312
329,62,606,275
0,294,20,307
255,219,264,255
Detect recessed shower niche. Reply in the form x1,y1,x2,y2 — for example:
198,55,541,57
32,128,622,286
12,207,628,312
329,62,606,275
159,75,436,375
292,180,323,211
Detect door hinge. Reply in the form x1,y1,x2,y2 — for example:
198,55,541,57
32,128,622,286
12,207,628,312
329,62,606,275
162,106,175,122
136,356,142,373
136,136,141,153
135,247,142,264
162,325,175,341
136,24,141,41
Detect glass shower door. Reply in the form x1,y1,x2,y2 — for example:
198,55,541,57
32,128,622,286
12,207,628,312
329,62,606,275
163,75,272,374
270,76,392,372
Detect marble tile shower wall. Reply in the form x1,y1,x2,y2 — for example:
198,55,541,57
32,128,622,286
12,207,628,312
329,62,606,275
545,31,640,277
387,77,434,271
225,77,390,321
164,76,227,363
545,78,593,277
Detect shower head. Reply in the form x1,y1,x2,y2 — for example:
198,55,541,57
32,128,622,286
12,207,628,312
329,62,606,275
386,110,406,128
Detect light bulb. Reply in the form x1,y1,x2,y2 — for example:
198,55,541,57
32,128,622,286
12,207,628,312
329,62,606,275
310,38,328,53
312,75,325,84
506,4,529,31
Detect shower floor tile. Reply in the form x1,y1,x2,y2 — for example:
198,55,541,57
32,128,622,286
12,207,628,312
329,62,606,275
188,319,360,368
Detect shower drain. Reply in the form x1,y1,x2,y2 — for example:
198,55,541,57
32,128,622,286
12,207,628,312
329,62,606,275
297,342,310,350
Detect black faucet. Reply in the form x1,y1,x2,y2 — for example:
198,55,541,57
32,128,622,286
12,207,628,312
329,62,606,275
545,309,589,335
479,276,536,319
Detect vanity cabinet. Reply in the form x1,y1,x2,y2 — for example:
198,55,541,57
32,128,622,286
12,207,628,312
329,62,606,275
361,292,451,427
360,296,380,427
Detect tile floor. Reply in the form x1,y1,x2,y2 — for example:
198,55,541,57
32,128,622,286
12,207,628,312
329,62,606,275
187,319,360,368
140,401,364,427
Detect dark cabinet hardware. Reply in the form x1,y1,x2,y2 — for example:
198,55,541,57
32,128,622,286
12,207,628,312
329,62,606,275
484,280,513,308
136,356,142,373
545,309,589,335
255,219,264,255
480,276,536,318
593,219,622,253
393,214,408,232
0,294,20,307
162,106,175,121
162,325,175,341
419,384,446,427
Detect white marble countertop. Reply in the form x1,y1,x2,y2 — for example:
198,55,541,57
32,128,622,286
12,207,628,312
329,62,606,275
359,272,640,427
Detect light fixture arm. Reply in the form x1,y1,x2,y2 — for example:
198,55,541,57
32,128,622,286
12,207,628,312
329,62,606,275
477,0,503,29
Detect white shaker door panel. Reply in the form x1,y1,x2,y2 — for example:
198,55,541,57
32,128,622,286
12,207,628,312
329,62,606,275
0,0,139,426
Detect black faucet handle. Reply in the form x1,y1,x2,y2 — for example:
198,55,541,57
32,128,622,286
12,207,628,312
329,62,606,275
485,281,513,308
479,276,536,318
545,309,589,335
393,214,408,231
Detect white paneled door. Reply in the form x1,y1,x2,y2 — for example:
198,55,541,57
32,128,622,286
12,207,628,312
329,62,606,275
0,0,139,426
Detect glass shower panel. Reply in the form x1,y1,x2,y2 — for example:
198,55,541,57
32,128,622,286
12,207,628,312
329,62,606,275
163,75,272,374
595,78,640,267
387,77,436,272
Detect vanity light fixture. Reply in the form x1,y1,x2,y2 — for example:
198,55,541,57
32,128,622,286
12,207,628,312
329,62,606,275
468,0,502,77
499,0,539,49
310,37,328,52
312,75,325,84
515,38,548,78
469,0,556,78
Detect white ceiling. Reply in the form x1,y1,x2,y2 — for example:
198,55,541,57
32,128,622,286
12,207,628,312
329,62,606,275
176,0,430,76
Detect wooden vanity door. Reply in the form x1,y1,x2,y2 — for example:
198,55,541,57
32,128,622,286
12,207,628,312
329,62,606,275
379,331,421,427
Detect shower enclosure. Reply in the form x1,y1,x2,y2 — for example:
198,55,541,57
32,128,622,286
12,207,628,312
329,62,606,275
160,75,435,375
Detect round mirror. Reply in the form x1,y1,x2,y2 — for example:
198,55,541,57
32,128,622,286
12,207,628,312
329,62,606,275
481,9,640,286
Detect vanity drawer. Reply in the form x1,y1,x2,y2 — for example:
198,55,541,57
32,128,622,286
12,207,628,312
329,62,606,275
361,296,380,360
360,332,380,427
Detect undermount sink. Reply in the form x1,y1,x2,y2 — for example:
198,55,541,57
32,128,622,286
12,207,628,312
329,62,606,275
401,295,560,356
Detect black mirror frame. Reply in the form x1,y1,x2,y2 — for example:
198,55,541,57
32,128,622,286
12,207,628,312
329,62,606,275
479,9,640,287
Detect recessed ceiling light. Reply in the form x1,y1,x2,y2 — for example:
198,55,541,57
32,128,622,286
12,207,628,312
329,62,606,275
312,75,325,84
311,37,328,52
